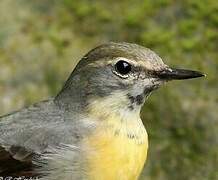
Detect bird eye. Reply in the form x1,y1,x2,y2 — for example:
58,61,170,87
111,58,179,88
115,60,132,75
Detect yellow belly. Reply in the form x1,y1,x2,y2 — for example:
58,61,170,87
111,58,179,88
84,127,148,180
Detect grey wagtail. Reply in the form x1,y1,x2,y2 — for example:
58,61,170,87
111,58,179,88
0,42,204,180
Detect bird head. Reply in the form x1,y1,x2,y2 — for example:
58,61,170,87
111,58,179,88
56,42,204,115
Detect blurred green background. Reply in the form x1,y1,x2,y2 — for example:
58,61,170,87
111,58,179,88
0,0,217,179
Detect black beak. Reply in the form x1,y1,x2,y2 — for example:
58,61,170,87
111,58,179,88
155,68,205,80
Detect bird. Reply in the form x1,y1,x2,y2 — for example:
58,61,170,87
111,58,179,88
0,42,204,180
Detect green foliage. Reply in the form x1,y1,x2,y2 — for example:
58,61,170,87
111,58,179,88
0,0,217,179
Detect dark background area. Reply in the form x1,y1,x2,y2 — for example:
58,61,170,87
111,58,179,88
0,0,217,179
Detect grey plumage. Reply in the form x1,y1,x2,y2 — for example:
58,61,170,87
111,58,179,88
0,42,204,179
0,99,91,178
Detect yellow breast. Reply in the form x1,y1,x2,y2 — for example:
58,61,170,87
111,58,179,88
84,93,149,180
84,121,148,180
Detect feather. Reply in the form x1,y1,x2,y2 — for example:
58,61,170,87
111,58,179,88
0,146,39,177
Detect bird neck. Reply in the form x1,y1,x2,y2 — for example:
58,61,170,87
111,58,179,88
54,71,90,111
86,91,141,120
84,91,146,138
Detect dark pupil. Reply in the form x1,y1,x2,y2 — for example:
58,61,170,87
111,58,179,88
115,60,131,75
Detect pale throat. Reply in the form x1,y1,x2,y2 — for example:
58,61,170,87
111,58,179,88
86,91,147,143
